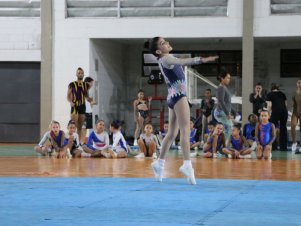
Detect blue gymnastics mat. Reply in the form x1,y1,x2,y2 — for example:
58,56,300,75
0,178,300,226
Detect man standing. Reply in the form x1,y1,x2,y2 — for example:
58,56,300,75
249,83,266,116
67,67,93,142
81,76,96,144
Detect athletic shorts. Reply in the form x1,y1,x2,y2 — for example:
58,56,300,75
71,104,86,115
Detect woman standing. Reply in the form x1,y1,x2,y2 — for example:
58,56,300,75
133,90,152,146
214,71,233,141
266,83,288,151
291,79,301,152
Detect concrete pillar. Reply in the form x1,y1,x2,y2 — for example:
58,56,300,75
242,0,254,124
40,0,53,135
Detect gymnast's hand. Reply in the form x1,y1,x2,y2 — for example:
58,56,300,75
201,56,219,63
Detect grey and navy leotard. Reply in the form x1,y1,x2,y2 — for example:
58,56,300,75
158,55,202,109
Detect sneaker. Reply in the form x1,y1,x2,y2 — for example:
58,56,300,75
200,140,204,148
217,152,223,158
179,165,197,185
133,139,138,146
134,152,145,158
292,143,297,152
213,153,218,158
251,142,257,151
108,149,117,158
81,152,91,158
227,154,232,159
129,145,138,154
151,161,164,182
101,150,111,158
152,152,157,159
190,152,197,158
270,153,272,159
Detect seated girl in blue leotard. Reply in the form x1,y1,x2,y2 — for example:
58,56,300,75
34,120,69,158
222,124,252,159
190,118,201,150
255,110,276,160
203,123,226,158
243,113,258,151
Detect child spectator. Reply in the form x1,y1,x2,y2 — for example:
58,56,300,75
255,110,276,160
135,123,159,158
200,89,215,145
157,121,177,149
203,123,226,158
64,120,83,158
34,120,68,158
82,119,110,157
158,121,168,144
222,124,252,159
203,120,216,143
190,118,201,150
243,113,258,151
106,120,128,158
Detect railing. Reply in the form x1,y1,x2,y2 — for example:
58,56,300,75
185,67,242,105
66,0,228,18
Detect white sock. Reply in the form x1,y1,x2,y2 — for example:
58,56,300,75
183,160,192,168
158,159,165,167
134,139,138,146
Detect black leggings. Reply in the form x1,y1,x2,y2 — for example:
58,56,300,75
270,112,288,151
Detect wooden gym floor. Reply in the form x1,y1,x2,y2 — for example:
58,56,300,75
0,143,300,181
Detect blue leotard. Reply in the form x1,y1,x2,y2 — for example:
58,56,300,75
205,134,224,152
243,123,255,141
230,135,244,151
258,122,273,146
190,129,197,145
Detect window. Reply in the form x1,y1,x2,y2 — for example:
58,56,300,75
281,49,301,77
66,0,228,18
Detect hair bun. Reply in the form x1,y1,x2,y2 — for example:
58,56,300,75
144,40,150,50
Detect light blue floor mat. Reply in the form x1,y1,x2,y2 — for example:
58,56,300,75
0,178,300,226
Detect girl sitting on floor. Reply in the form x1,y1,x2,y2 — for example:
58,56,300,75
34,120,68,158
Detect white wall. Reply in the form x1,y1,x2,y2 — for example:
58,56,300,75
0,17,40,61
